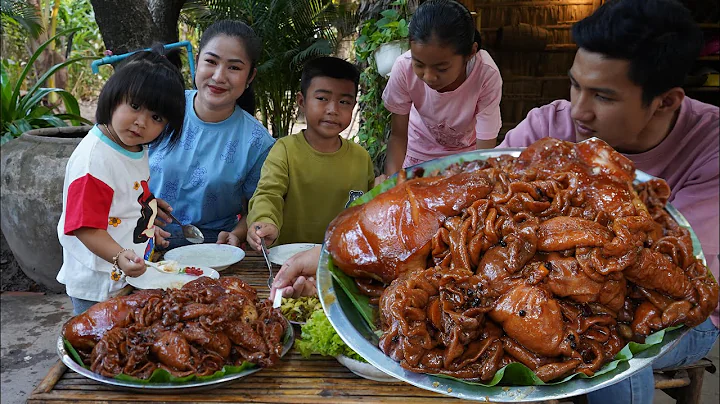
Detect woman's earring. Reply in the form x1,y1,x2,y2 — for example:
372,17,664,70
246,84,250,89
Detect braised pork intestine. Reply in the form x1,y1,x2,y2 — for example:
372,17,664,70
326,137,718,382
63,277,287,379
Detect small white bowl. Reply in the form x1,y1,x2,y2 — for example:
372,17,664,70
335,354,396,382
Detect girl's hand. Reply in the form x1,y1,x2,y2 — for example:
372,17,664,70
374,174,388,186
154,198,173,226
119,250,146,278
247,222,278,251
154,227,171,249
217,231,241,246
269,246,321,300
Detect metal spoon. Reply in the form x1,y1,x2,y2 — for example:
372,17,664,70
164,210,204,244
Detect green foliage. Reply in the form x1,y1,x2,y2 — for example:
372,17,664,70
0,0,43,38
1,27,92,146
355,0,409,62
2,0,108,101
353,0,410,175
55,0,109,100
183,0,357,138
295,310,366,362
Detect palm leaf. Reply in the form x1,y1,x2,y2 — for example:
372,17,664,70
21,55,96,111
0,0,43,38
291,39,333,66
54,113,91,126
0,67,13,125
10,27,81,114
29,115,68,128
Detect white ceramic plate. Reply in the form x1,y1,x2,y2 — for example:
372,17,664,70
335,355,396,382
126,265,219,290
268,243,320,266
163,244,246,271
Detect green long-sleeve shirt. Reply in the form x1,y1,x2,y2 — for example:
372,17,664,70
247,132,375,245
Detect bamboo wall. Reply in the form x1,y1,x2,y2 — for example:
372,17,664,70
459,0,604,134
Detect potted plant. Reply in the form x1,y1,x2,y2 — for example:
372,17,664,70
1,28,92,291
1,27,91,145
355,0,410,77
352,0,411,175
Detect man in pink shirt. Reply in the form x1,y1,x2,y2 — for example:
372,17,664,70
499,1,719,402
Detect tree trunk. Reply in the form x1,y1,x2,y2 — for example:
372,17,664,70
148,0,186,44
89,0,185,55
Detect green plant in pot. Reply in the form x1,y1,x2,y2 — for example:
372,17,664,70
1,27,92,146
353,0,410,175
355,0,410,77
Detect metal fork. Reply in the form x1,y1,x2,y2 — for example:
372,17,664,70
257,228,274,289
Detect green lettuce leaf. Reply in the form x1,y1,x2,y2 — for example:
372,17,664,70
295,310,367,362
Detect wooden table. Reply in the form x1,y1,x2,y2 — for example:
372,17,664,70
28,251,480,403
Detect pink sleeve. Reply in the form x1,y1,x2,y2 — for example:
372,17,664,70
668,158,720,275
497,105,553,148
669,158,720,326
475,70,503,140
382,56,412,115
64,174,114,235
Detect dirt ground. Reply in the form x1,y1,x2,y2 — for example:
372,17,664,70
0,231,49,293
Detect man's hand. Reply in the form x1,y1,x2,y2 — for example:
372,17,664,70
269,246,321,300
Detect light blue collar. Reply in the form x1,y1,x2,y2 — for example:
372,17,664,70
92,125,144,159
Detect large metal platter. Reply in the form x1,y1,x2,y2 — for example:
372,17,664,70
57,317,294,393
318,147,704,402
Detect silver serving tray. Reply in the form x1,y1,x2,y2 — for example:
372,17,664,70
57,317,294,393
317,147,705,402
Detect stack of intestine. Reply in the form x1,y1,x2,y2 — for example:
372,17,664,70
326,137,718,382
63,277,287,379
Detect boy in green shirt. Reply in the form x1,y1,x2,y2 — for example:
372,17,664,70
246,57,375,253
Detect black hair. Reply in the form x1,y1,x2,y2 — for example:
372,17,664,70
300,57,360,97
197,20,262,114
572,0,703,106
95,43,186,148
409,0,481,56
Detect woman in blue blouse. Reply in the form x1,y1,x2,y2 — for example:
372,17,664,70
150,20,274,249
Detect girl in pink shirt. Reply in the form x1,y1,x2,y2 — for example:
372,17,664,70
382,0,502,175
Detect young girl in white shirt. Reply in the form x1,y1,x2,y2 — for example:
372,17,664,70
57,45,186,315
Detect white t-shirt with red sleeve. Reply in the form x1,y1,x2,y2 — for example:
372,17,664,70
382,49,503,167
57,125,159,302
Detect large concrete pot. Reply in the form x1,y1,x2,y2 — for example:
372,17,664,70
1,126,90,292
